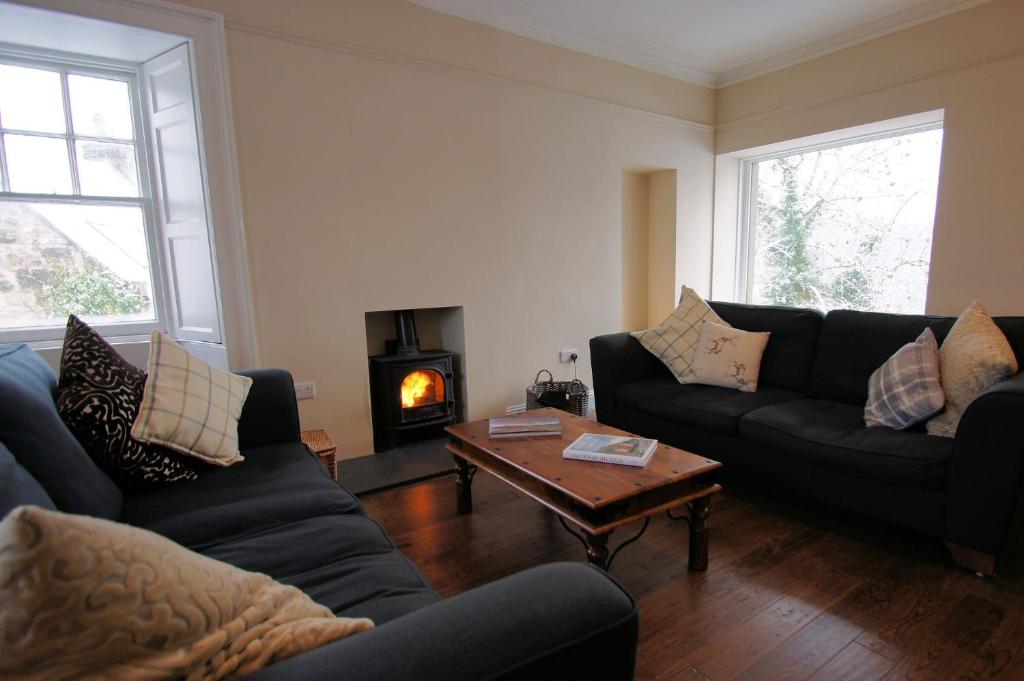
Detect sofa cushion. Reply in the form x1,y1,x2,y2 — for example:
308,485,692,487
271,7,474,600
710,302,823,392
55,316,198,487
132,330,253,466
864,328,945,430
682,320,770,392
0,442,55,517
201,514,440,625
120,442,362,549
616,377,803,436
633,285,727,382
927,302,1018,437
741,398,953,490
807,310,956,405
0,344,121,519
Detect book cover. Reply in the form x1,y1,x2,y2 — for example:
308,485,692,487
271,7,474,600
562,433,657,467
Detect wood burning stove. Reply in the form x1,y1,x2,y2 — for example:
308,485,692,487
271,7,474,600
369,310,456,452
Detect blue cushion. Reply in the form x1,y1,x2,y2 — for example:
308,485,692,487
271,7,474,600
0,442,55,517
0,344,121,519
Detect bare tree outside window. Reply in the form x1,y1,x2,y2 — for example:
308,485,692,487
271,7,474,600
747,127,943,314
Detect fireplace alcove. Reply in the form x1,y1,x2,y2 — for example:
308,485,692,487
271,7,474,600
366,307,465,453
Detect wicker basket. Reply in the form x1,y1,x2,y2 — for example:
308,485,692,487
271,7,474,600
526,369,590,417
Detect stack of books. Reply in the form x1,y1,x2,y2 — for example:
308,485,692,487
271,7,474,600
563,433,658,468
488,414,562,439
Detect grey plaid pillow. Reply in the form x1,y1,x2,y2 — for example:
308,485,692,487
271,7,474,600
633,286,727,382
864,327,945,429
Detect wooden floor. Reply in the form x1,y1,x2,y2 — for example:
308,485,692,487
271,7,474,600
361,471,1024,681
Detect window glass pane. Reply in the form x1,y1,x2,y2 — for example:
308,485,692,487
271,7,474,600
4,134,73,194
0,201,155,330
75,141,139,197
67,74,133,140
749,128,943,314
0,64,66,134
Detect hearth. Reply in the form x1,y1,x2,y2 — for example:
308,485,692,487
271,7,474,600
369,310,456,452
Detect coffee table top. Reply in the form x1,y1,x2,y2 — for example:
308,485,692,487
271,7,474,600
445,408,721,510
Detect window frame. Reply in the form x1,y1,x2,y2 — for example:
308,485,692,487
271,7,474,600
735,119,945,308
0,47,165,343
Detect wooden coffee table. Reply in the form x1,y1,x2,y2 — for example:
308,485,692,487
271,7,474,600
444,408,722,571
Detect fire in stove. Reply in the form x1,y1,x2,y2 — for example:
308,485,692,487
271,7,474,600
401,369,445,408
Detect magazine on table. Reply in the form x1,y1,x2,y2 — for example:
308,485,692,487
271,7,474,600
488,414,562,439
562,433,658,467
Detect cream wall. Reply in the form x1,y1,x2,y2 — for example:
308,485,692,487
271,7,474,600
715,0,1024,317
162,0,715,458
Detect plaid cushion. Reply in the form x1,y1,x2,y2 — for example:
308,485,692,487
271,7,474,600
633,286,728,382
864,327,945,429
131,331,252,466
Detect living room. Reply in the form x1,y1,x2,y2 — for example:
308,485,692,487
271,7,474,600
1,0,1023,679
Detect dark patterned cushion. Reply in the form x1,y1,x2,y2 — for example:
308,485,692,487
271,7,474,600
56,316,197,487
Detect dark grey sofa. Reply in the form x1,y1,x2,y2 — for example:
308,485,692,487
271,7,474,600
0,343,638,680
591,302,1024,575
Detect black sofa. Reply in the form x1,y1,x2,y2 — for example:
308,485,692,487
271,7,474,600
591,302,1024,575
0,343,638,680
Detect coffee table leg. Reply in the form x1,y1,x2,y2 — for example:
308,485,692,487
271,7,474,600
584,532,610,570
453,455,476,515
687,496,711,571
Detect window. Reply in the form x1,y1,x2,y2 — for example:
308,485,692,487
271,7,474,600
739,125,943,314
0,57,157,337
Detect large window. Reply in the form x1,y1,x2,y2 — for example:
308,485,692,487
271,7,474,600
0,58,156,337
740,125,943,314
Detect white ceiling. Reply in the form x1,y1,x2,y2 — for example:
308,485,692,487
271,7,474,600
409,0,991,87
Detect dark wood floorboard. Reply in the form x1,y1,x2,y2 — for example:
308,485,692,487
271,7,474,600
360,472,1024,681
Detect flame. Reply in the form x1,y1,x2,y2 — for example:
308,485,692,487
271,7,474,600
401,370,434,408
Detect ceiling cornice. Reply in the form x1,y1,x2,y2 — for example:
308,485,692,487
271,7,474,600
715,0,994,87
410,0,993,89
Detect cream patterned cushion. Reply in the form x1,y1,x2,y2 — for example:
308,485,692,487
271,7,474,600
926,301,1018,437
864,327,945,429
681,320,770,392
132,330,252,466
633,286,728,382
0,505,373,680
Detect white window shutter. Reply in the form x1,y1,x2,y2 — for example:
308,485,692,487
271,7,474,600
142,44,222,345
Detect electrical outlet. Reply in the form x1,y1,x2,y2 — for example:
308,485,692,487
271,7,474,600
294,381,316,400
559,349,579,364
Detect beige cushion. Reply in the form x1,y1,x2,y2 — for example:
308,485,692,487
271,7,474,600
633,285,728,382
0,505,373,680
926,301,1019,437
681,320,770,392
132,330,252,466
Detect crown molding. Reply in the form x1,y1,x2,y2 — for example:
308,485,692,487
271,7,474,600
715,0,994,87
408,0,718,86
410,0,993,90
716,41,1024,134
223,18,713,132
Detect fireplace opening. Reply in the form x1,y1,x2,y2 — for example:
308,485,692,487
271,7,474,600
368,309,459,452
401,369,445,409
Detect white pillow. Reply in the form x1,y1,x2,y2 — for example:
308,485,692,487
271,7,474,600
132,330,252,465
681,320,770,392
633,285,728,383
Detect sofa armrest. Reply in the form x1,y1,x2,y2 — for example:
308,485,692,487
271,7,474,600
235,369,301,449
944,371,1024,555
247,562,637,681
590,331,670,422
